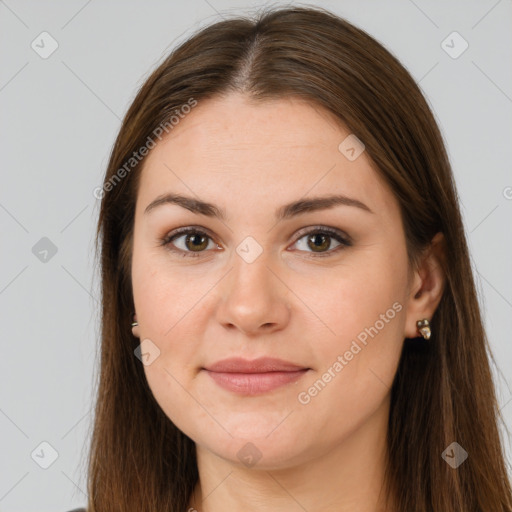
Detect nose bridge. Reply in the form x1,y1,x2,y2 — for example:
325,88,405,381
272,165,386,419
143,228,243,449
215,235,290,334
229,235,277,303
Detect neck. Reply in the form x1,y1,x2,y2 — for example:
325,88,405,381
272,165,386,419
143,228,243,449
188,395,395,512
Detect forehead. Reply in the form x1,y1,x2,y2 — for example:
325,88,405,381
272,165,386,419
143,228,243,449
136,94,397,222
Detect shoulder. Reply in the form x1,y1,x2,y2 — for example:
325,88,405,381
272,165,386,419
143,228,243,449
65,509,86,512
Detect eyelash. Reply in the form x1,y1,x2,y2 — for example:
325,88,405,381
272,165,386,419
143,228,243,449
159,225,352,259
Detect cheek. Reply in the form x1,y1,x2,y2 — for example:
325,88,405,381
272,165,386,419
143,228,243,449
134,266,203,379
131,248,210,423
294,245,407,408
143,361,212,443
297,246,407,354
131,242,203,338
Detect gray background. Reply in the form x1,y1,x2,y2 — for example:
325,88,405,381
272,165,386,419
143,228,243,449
1,0,511,510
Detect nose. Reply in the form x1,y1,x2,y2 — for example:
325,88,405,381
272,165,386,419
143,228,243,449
214,248,292,337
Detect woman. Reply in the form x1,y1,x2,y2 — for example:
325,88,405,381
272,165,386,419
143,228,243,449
79,5,512,511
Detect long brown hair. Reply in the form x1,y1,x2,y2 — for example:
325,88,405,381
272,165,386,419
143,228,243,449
88,5,512,511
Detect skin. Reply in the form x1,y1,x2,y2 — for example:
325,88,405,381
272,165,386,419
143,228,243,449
130,92,446,512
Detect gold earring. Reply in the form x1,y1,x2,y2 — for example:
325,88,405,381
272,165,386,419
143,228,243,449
416,319,431,340
131,313,138,327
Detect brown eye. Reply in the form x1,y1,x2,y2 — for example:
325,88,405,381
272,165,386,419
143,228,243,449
183,233,209,252
291,227,352,257
307,233,331,252
161,228,216,257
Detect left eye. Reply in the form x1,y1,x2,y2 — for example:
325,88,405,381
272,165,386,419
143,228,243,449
290,228,351,257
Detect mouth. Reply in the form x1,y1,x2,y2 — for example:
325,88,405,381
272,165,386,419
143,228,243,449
202,357,310,395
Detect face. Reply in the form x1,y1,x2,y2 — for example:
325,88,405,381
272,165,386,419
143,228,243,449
130,93,415,469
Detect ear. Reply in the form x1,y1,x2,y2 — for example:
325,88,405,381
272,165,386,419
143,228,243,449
404,232,446,339
131,313,141,339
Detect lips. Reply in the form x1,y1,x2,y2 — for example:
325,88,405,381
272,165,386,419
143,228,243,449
204,357,308,373
202,357,310,395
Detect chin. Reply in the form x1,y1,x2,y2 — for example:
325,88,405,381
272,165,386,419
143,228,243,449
190,416,319,470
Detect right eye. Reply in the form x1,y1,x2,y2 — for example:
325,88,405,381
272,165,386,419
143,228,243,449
160,227,219,258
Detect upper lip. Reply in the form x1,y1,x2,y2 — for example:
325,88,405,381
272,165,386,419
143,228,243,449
203,357,309,373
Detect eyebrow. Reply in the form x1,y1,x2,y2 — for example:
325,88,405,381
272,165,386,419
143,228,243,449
143,192,374,220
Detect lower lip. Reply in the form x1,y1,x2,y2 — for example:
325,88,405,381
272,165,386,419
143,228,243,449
204,369,309,395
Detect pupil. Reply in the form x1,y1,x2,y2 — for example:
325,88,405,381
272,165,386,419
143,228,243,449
309,234,329,251
187,234,207,251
